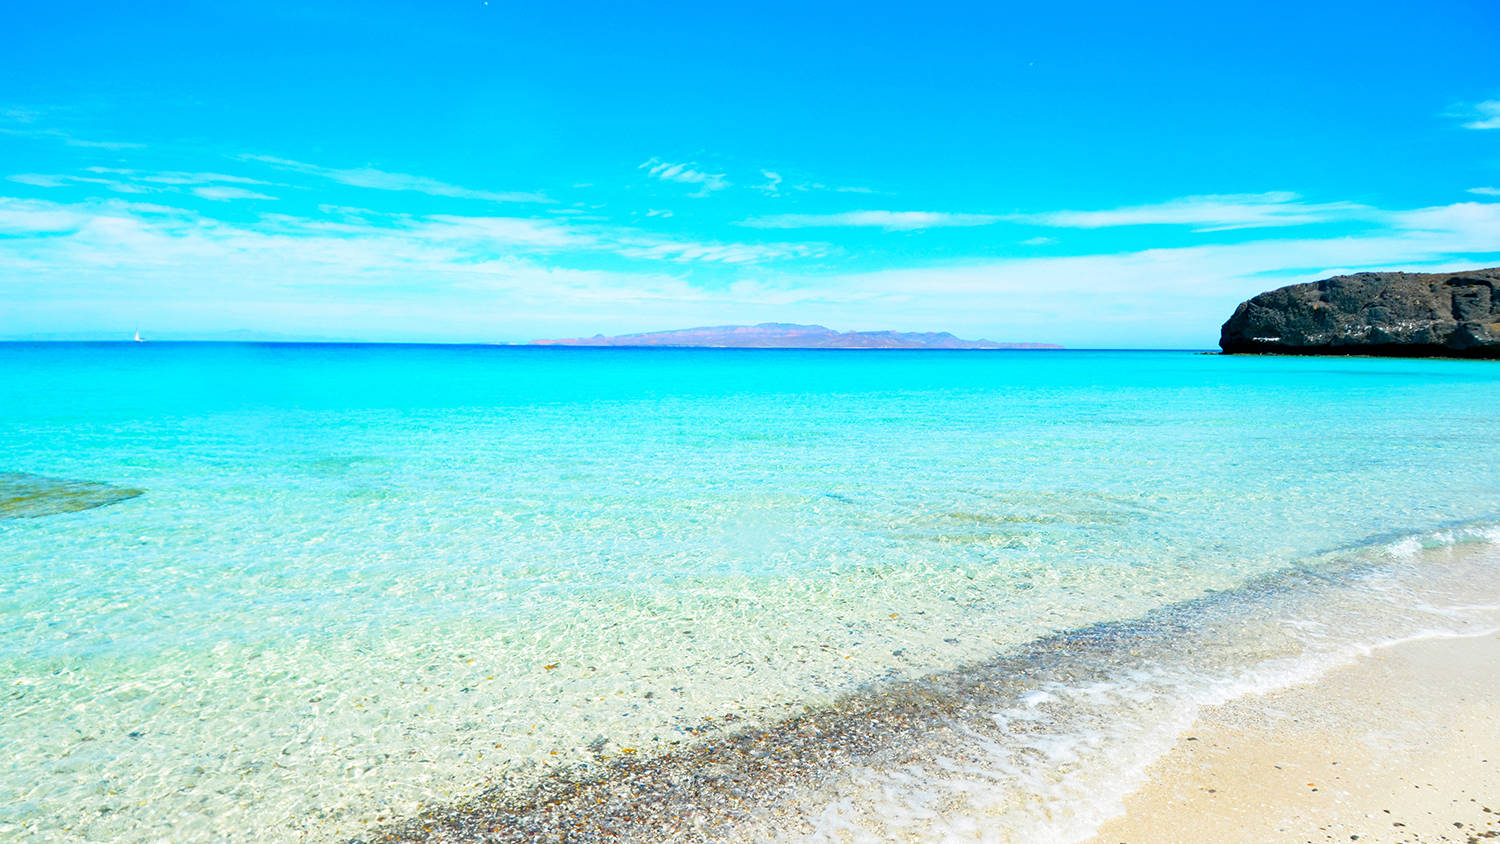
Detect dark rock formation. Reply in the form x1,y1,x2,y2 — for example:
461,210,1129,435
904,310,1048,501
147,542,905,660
0,473,143,518
533,323,1062,350
1220,268,1500,358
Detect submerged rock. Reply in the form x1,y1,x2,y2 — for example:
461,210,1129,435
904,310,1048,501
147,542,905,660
1219,267,1500,358
0,472,143,519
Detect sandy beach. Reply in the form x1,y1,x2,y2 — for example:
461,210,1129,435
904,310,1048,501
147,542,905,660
1088,631,1500,844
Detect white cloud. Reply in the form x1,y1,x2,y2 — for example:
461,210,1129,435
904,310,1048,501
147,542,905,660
0,196,820,340
743,203,1500,346
414,215,587,249
9,172,142,192
8,174,70,188
0,107,42,123
1386,200,1500,243
0,197,95,233
0,112,142,150
191,186,277,202
741,210,1002,231
1013,192,1373,231
1461,100,1500,130
639,158,729,196
740,168,872,196
782,181,877,194
1468,186,1500,197
0,194,819,280
238,155,548,203
4,188,1496,346
9,168,277,198
401,214,818,263
1021,236,1055,245
0,195,186,224
612,236,827,264
87,167,270,186
0,125,142,150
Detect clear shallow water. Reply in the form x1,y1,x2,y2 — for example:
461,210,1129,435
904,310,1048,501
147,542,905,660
2,344,1499,842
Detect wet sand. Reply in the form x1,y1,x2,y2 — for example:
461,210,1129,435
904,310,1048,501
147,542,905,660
350,549,1500,844
1088,631,1500,844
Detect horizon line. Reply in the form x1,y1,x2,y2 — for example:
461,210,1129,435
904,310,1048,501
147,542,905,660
0,339,1238,352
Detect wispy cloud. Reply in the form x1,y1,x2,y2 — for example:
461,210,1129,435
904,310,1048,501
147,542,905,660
0,126,143,150
0,196,188,236
1468,186,1500,197
238,155,549,203
0,107,42,123
753,201,1500,344
740,190,1413,237
1458,99,1500,130
87,167,270,186
2,192,1497,345
757,170,783,196
612,235,828,264
8,174,72,188
0,197,98,234
1012,192,1373,231
191,186,276,202
827,204,1500,303
741,210,1002,231
0,111,143,150
9,172,156,194
413,214,588,249
778,180,876,195
9,168,276,200
406,213,819,263
0,193,822,279
639,158,729,196
0,195,831,343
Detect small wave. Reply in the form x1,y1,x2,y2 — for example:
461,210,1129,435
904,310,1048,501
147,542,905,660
1383,520,1500,558
360,535,1500,843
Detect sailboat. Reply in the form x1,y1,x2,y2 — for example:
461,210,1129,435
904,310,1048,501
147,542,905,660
133,328,144,343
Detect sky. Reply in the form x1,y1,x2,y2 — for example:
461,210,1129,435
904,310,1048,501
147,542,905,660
2,0,1499,347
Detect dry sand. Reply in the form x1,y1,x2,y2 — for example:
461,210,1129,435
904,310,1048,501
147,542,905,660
1087,631,1500,844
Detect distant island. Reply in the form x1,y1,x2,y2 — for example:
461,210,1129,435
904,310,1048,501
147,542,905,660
531,323,1062,350
1220,267,1500,358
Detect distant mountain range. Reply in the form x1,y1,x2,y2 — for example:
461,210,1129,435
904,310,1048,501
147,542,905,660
531,323,1062,350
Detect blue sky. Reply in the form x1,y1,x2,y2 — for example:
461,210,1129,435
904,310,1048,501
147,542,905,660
3,0,1499,346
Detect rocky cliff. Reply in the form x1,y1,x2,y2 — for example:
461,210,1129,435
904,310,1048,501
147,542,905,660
1219,268,1500,358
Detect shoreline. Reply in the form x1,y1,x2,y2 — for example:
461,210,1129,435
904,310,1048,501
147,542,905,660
1087,630,1500,844
356,536,1500,843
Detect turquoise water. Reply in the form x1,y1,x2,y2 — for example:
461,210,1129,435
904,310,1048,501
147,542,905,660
3,344,1500,842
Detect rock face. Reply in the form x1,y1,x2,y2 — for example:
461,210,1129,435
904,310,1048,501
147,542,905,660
1220,268,1500,358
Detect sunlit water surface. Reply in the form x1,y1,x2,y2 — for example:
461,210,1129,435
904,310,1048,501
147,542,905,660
2,345,1499,842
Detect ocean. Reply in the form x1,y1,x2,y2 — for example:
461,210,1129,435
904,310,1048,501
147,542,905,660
3,343,1499,842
